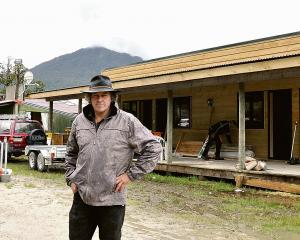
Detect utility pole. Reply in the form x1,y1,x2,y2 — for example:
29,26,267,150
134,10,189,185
14,59,22,114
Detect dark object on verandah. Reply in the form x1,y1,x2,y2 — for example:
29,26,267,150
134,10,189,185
198,120,236,160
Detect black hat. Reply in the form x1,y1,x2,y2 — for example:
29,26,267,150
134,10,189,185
81,75,120,93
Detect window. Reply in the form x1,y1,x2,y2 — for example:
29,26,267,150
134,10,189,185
173,97,191,128
122,101,138,117
15,122,43,134
238,91,264,129
0,120,11,134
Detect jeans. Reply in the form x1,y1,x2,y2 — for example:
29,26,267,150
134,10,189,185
69,192,125,240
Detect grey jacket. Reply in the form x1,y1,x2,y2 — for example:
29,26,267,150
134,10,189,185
65,104,162,206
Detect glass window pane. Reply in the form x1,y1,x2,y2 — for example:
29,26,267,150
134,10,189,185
173,97,191,128
245,92,264,129
0,120,11,134
15,122,43,134
122,101,138,117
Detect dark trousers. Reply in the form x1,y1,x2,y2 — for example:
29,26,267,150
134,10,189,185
200,134,222,159
69,192,125,240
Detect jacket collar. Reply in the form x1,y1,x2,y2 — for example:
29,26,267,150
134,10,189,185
83,102,118,122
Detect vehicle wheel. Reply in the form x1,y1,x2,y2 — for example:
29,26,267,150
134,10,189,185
28,151,38,170
37,153,48,172
27,129,47,145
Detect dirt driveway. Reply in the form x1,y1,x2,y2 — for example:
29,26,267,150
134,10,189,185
0,175,292,240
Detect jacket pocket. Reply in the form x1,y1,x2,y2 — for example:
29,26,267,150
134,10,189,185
101,127,129,147
76,128,93,149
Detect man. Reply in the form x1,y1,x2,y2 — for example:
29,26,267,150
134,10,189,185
198,120,236,160
65,75,162,240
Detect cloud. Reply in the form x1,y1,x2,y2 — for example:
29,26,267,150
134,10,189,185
1,0,300,68
79,0,102,22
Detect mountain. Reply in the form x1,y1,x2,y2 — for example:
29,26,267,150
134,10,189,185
30,47,143,90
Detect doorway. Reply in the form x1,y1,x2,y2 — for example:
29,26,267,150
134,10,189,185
269,89,292,160
156,98,167,137
139,100,152,130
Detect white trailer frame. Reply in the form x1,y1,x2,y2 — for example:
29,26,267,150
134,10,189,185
25,145,66,172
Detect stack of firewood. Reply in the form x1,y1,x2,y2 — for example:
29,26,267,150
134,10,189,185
244,157,267,171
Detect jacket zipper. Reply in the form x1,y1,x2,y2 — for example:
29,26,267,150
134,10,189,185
86,121,97,202
86,119,109,201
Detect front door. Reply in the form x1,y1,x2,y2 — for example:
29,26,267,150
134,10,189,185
269,89,292,160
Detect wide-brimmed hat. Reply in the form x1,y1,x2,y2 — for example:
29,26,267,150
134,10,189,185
81,75,120,93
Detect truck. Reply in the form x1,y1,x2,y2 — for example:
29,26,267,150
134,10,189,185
0,114,45,159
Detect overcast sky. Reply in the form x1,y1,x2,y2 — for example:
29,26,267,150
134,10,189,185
1,0,299,68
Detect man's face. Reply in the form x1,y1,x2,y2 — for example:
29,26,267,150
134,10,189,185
91,91,112,115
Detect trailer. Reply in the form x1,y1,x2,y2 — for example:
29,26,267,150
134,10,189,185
25,145,66,172
25,135,166,172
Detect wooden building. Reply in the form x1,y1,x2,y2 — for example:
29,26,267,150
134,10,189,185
26,32,300,193
27,31,300,162
100,31,300,161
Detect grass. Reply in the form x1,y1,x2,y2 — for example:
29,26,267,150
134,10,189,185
6,158,65,184
263,216,300,231
224,196,287,211
144,173,235,192
4,183,14,189
221,194,300,233
24,182,37,188
141,173,300,236
294,201,300,211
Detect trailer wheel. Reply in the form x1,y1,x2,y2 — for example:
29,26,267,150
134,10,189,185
37,153,48,172
28,151,38,170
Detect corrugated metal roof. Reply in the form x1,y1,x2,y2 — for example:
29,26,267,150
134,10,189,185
101,31,300,84
24,99,78,118
147,52,300,77
109,52,300,82
104,31,300,71
0,100,15,106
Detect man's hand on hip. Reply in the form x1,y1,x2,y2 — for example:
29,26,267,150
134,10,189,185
115,173,131,192
71,183,78,193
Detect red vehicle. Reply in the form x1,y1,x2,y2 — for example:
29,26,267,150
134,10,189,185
0,115,46,158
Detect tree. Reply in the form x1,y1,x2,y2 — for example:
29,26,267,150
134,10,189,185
25,79,45,95
0,57,28,86
0,57,15,87
0,57,45,96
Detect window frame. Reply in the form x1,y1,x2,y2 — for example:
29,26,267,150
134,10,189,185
173,96,192,129
237,91,264,129
122,101,138,117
